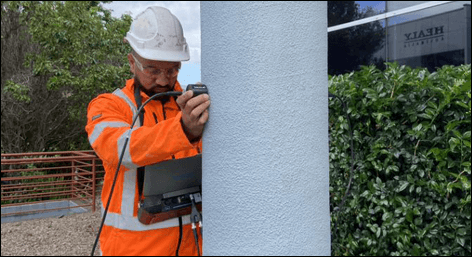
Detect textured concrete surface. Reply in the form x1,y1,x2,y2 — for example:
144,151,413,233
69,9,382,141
201,2,330,256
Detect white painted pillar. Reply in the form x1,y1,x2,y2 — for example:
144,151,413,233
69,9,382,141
201,2,330,255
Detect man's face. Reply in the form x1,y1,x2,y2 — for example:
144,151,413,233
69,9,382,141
128,53,181,96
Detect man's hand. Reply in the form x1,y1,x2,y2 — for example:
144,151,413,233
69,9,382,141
176,90,210,142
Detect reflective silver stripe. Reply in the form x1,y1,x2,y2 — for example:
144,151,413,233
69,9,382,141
113,88,141,126
117,128,139,170
88,122,130,146
121,166,136,217
113,88,141,170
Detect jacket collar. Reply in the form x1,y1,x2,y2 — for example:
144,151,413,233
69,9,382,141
124,78,183,109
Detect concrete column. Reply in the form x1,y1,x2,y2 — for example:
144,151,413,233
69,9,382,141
201,2,329,255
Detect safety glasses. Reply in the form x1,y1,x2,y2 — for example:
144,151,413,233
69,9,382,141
132,54,180,78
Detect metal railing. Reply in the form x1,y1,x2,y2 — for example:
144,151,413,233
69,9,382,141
1,150,104,218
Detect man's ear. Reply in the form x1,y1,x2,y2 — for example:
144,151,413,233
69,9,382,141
127,53,135,74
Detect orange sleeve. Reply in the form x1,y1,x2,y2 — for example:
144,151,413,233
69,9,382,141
85,93,195,169
128,111,195,167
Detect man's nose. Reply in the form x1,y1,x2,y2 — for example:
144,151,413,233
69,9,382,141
154,74,170,86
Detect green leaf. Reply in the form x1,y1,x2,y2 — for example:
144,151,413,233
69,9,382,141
397,181,409,192
449,137,460,150
348,237,359,248
406,210,414,222
463,140,471,148
382,212,392,221
413,123,423,131
419,169,425,178
456,237,465,247
452,130,462,139
457,228,467,236
397,241,403,250
413,208,421,216
418,113,432,119
464,131,471,139
440,211,448,221
412,244,421,256
427,101,438,110
416,186,422,194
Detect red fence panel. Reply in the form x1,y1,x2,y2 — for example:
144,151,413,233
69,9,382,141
1,151,104,217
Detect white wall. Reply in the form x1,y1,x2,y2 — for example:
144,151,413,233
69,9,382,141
201,2,330,255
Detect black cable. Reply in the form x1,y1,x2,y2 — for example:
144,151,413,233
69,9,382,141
328,93,356,244
176,217,183,256
91,91,183,256
189,193,202,256
192,226,201,256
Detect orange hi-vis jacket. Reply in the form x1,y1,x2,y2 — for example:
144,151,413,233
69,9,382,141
85,78,202,256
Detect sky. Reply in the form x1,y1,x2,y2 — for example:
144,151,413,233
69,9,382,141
357,1,385,13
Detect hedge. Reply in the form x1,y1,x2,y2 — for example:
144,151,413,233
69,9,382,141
328,63,471,256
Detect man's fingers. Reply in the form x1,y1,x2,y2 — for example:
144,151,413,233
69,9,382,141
198,109,209,124
190,100,211,120
186,94,209,111
177,89,210,140
176,90,194,108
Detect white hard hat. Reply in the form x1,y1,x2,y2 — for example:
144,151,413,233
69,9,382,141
125,6,190,62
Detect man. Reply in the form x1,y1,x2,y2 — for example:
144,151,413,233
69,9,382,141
85,6,210,256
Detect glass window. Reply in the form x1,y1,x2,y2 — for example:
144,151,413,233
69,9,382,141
328,1,471,75
384,1,471,72
328,1,386,75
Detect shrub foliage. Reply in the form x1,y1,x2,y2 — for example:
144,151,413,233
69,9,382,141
1,1,132,153
329,63,471,256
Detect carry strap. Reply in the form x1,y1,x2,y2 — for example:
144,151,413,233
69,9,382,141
134,84,146,200
134,83,145,127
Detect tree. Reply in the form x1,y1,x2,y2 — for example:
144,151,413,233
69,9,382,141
328,1,385,75
1,1,133,153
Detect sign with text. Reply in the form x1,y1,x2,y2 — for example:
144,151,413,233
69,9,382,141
388,7,466,60
404,26,445,48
